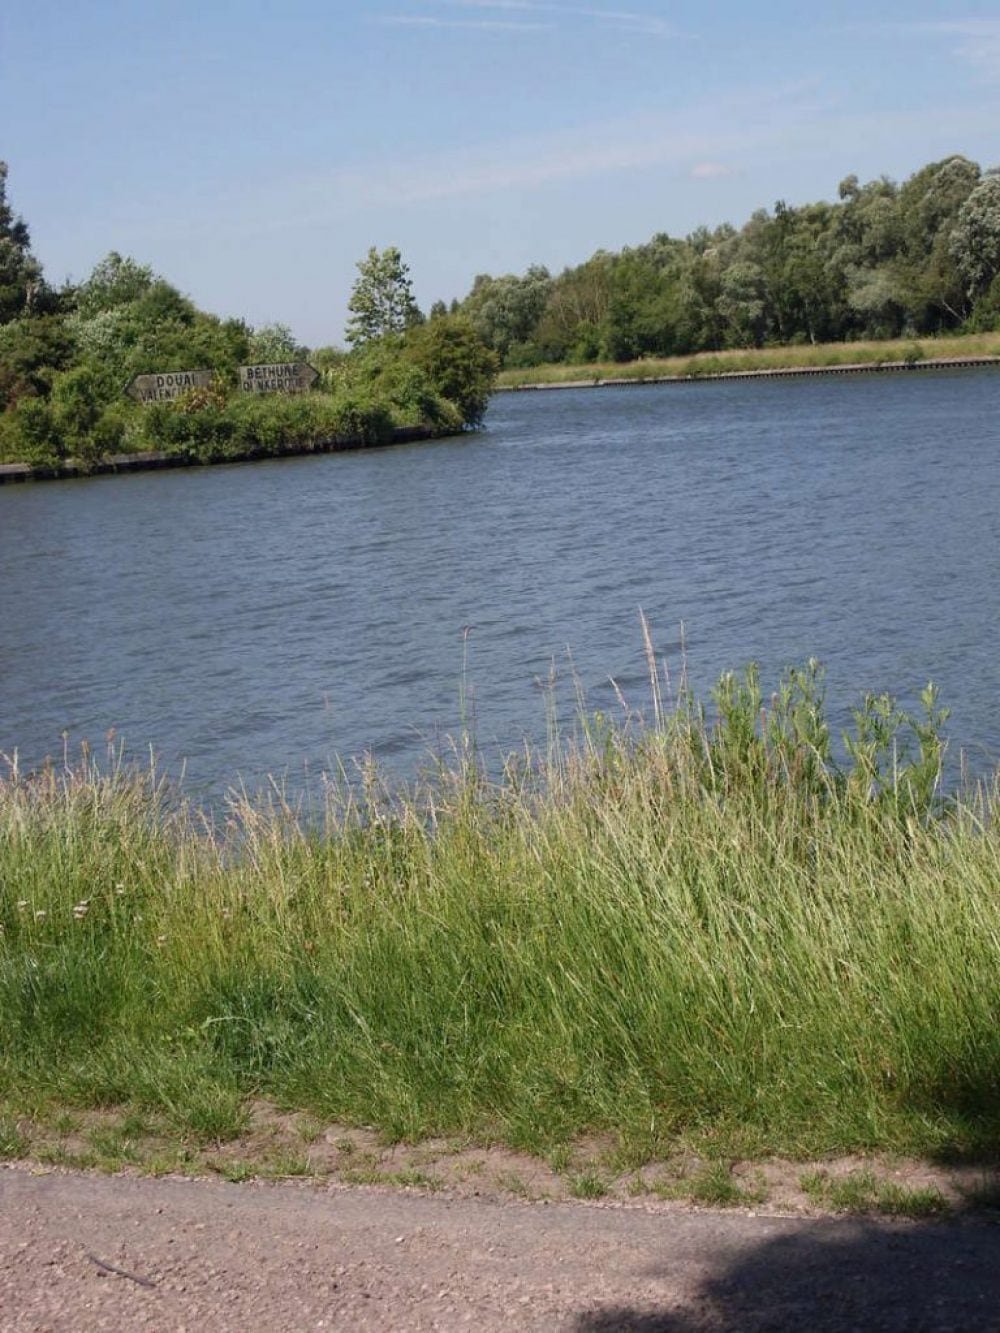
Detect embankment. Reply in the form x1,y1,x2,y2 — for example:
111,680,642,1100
0,423,455,486
2,667,998,1163
499,354,1000,391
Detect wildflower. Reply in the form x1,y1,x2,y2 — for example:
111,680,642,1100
73,900,90,920
34,910,47,921
156,934,167,948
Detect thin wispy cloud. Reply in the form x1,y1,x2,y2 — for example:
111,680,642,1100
173,83,821,237
313,83,812,208
380,14,551,29
120,81,1000,248
912,19,1000,83
690,162,733,180
438,1,676,38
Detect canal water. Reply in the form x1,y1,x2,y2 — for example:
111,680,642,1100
1,369,998,798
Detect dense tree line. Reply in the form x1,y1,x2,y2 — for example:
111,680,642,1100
0,166,495,466
452,156,1000,366
4,152,998,466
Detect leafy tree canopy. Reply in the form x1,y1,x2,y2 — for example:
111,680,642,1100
345,246,422,348
402,314,498,428
0,314,75,409
247,322,304,363
73,252,155,318
950,174,1000,305
0,173,492,467
0,161,45,325
447,155,996,366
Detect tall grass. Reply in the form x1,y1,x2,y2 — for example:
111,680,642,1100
1,661,998,1159
498,332,1000,388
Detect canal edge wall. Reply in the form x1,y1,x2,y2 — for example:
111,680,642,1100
498,354,1000,391
0,424,458,487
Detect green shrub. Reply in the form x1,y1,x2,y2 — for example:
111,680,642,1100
0,396,61,464
51,365,105,453
89,404,132,457
402,316,499,427
0,314,76,410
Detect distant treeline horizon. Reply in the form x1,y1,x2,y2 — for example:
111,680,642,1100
3,152,1000,464
436,155,1000,367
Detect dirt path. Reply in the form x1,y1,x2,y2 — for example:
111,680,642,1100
2,1165,998,1331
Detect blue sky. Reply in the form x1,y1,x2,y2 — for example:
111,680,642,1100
2,1,999,346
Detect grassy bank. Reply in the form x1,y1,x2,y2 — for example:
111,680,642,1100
497,332,1000,388
1,662,998,1166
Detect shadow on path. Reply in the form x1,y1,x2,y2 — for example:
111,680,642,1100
574,1214,1000,1332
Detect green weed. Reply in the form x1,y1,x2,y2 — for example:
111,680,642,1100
548,1145,573,1173
265,1152,315,1179
0,1118,28,1160
570,1171,609,1199
688,1162,760,1208
800,1169,948,1217
210,1158,256,1183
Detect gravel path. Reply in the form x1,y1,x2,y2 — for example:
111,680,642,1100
2,1165,998,1331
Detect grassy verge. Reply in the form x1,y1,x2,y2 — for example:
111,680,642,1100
1,660,998,1168
497,333,1000,388
6,1100,996,1216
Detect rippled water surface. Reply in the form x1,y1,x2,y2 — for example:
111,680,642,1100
2,370,998,795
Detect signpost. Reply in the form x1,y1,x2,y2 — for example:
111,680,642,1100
126,364,320,404
238,362,319,395
126,370,214,404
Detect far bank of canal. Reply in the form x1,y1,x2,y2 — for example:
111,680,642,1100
0,424,456,487
499,353,1000,391
5,354,999,488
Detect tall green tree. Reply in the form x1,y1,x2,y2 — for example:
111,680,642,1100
460,266,551,361
602,251,681,360
64,254,250,392
0,314,75,409
533,252,614,362
247,322,303,362
949,173,1000,312
0,162,44,325
73,252,154,318
345,246,421,348
715,260,766,347
890,156,979,329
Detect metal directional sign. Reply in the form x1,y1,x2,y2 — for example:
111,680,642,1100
238,362,319,395
126,370,214,404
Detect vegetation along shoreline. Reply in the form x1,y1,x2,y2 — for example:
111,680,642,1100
5,153,1000,479
0,422,457,486
499,352,1000,390
2,660,998,1177
5,353,998,486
